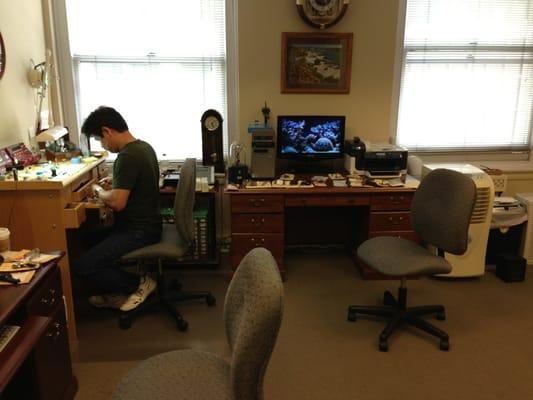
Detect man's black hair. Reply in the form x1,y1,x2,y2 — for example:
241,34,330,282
81,106,129,138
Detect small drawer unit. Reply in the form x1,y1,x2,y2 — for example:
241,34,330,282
358,190,418,279
230,193,285,278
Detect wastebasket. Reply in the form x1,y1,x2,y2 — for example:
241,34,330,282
486,197,528,265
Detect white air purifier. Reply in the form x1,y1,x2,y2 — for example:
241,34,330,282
515,193,533,265
421,163,494,277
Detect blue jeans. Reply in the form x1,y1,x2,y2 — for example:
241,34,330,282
74,227,161,295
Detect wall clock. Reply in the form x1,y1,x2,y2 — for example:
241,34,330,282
296,0,350,30
200,109,225,173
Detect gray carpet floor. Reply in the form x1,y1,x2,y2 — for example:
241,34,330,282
72,251,533,400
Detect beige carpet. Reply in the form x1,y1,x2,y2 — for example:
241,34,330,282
73,251,533,400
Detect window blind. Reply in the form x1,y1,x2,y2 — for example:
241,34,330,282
396,0,533,151
65,0,227,160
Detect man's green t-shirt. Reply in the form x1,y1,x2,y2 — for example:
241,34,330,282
112,140,162,231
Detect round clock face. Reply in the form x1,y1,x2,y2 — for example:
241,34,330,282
204,115,220,131
296,0,349,29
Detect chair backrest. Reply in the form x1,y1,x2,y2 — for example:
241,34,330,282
174,158,196,245
411,168,476,255
224,248,284,400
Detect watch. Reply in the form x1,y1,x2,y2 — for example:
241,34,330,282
296,0,350,30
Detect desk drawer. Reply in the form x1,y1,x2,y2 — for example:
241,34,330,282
27,268,62,317
369,211,412,232
369,230,419,242
70,177,97,202
232,213,284,233
371,193,413,211
63,202,86,229
231,233,283,261
285,194,370,207
231,195,284,213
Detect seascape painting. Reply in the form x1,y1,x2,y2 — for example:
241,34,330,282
281,32,353,94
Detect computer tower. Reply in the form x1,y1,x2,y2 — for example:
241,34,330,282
249,125,276,179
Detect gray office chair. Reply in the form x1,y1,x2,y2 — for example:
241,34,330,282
113,247,284,400
119,158,216,331
348,169,476,351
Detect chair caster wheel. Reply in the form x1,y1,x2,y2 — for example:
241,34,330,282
347,312,357,322
379,340,388,352
440,339,449,351
206,295,216,307
176,319,188,332
119,315,132,330
436,311,446,321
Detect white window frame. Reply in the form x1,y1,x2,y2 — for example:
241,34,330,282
50,0,239,161
389,0,532,161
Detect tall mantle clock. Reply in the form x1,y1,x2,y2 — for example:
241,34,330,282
296,0,350,30
200,109,225,173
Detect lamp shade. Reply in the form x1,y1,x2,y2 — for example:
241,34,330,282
36,126,68,142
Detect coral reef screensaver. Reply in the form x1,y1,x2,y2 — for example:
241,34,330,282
278,116,344,155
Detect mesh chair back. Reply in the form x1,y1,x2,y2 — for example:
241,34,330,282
174,158,196,246
411,168,476,255
224,248,284,400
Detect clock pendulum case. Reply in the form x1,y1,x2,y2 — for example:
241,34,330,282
296,0,350,30
200,109,225,173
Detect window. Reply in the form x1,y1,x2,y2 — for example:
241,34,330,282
63,0,229,160
396,0,533,152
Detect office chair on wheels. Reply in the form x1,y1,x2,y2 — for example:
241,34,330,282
119,158,216,331
113,248,284,400
348,168,476,351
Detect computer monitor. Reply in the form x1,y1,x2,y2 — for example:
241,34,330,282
277,115,345,160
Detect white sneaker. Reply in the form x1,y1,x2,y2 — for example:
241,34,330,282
120,275,157,312
88,294,127,309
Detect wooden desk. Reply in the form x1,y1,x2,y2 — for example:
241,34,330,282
0,158,109,341
0,254,77,399
226,184,418,279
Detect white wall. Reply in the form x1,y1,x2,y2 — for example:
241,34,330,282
0,0,47,149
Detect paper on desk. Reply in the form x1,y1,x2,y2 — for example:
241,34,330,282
0,270,36,285
0,250,60,263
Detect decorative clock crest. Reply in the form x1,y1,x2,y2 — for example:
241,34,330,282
296,0,350,30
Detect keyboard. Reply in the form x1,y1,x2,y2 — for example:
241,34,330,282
0,325,20,352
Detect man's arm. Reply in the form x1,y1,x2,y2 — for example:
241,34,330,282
92,183,130,211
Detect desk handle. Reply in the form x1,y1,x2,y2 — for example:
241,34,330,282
388,216,404,225
40,295,56,307
250,198,265,207
389,195,405,204
251,237,266,246
250,218,265,226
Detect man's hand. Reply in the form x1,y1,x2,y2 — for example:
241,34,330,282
98,176,113,190
91,183,104,197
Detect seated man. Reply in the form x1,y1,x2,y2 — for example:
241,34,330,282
75,106,162,311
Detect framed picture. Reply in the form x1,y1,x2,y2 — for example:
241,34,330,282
281,32,353,94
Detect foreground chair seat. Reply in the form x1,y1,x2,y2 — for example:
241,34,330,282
113,247,284,400
113,350,232,400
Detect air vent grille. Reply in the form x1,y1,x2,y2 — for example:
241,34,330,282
471,187,491,224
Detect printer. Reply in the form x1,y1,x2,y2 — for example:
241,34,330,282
344,138,408,178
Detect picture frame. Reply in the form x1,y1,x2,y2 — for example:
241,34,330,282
281,32,353,94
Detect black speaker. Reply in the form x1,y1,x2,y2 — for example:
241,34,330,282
496,253,526,282
228,165,249,185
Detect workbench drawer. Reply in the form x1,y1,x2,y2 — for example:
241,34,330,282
232,213,284,233
369,211,412,232
370,193,413,211
27,268,63,317
70,177,96,202
231,195,284,213
63,202,86,229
